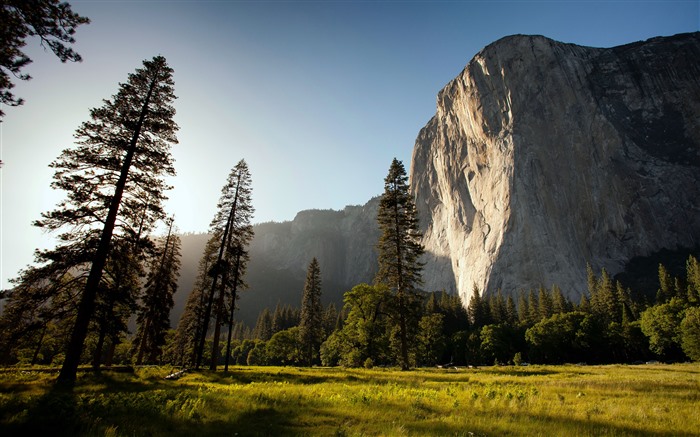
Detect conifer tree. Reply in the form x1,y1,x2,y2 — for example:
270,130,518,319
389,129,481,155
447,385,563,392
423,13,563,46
323,303,339,337
505,295,518,326
253,308,273,341
375,158,424,370
26,56,178,385
271,303,285,334
299,258,323,366
91,240,141,368
132,219,181,364
551,285,570,315
467,285,487,329
686,256,700,305
657,264,674,303
538,287,553,320
592,269,617,325
193,160,254,370
222,224,254,371
517,292,529,324
172,234,219,366
586,263,598,298
490,289,507,324
527,290,540,324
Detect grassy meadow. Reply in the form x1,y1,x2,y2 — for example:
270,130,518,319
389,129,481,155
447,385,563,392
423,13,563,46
0,364,698,436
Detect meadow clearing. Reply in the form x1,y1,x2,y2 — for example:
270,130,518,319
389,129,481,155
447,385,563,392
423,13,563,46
0,363,698,436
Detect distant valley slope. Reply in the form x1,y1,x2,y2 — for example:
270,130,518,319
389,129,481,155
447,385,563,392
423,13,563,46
174,200,380,326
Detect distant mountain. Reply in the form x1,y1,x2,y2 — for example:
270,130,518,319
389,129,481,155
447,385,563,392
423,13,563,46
411,32,700,303
172,198,380,327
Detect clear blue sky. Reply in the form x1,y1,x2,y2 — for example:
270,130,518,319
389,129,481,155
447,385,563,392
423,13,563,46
1,0,698,289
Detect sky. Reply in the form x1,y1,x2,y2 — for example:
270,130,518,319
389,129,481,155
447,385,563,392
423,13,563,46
1,0,698,290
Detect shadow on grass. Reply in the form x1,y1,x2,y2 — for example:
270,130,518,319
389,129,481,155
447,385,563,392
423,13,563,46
195,367,368,387
0,378,297,437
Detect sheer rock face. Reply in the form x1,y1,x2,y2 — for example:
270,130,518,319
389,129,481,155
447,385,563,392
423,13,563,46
411,32,700,303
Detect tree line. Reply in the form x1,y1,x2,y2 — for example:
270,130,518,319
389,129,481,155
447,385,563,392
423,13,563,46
159,254,699,369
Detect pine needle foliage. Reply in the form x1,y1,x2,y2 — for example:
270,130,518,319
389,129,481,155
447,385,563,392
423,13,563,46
193,160,254,370
133,220,182,364
299,258,323,366
0,0,90,117
375,158,424,370
52,55,178,384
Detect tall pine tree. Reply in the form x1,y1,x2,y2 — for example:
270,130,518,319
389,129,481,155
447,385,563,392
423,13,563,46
375,158,424,370
27,56,178,385
299,258,323,366
193,160,254,370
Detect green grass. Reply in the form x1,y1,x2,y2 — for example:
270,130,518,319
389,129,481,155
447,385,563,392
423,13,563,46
0,364,698,436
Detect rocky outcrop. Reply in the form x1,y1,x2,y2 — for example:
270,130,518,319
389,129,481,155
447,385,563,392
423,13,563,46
411,32,700,303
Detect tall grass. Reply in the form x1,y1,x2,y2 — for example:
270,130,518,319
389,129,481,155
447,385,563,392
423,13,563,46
0,364,698,436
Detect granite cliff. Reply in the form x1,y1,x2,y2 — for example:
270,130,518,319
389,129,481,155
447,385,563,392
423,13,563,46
411,32,700,303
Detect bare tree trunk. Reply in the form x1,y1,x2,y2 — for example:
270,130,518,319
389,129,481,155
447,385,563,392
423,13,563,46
209,276,227,370
194,209,233,369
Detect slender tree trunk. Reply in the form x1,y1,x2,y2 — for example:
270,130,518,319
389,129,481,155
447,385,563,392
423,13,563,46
209,274,227,370
224,250,242,372
194,210,232,368
136,219,172,366
393,187,409,371
135,320,150,365
195,175,240,369
57,71,159,387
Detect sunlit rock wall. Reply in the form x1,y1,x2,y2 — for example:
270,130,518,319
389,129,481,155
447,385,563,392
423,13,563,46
411,32,700,303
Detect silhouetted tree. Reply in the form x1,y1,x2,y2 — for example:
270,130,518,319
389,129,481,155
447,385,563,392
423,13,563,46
91,240,141,369
193,160,254,370
1,0,89,117
172,234,219,366
24,56,178,385
299,258,323,366
375,158,424,370
132,219,181,364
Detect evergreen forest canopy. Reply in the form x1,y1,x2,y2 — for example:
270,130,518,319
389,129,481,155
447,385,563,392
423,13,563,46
1,2,699,385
